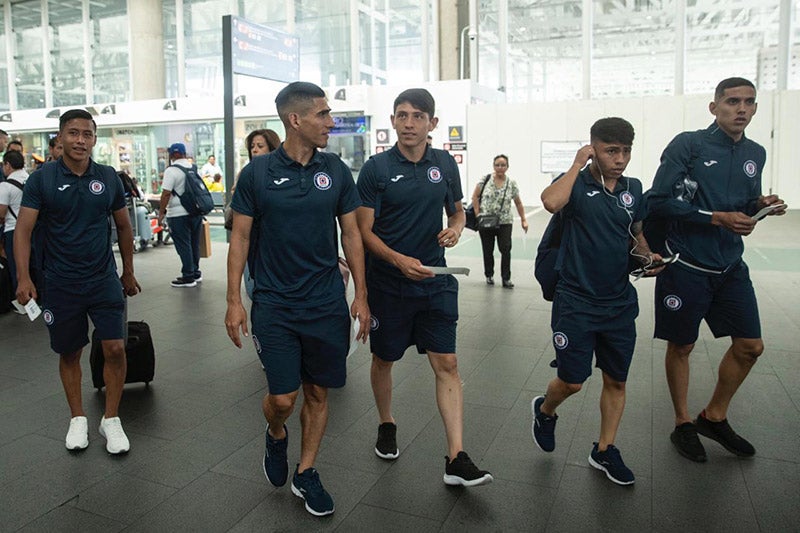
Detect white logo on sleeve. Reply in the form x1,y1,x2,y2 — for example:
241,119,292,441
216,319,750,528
390,174,404,182
273,178,289,185
703,160,718,167
586,191,600,197
57,184,71,191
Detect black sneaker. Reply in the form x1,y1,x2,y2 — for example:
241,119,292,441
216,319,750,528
588,443,635,486
486,277,494,285
670,422,707,462
263,424,288,487
193,272,203,283
443,451,493,487
502,280,514,289
374,422,399,460
170,277,197,288
531,395,557,452
291,466,335,516
695,412,755,457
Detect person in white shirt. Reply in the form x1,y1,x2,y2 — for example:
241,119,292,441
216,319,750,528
200,154,223,185
0,150,29,304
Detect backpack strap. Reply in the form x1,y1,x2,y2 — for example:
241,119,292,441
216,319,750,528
4,179,23,219
372,152,390,219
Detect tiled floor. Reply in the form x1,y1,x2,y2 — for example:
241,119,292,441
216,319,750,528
1,210,798,532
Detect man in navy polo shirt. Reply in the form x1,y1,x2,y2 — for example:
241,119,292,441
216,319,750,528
356,88,492,487
225,82,369,517
14,109,141,455
531,118,663,486
648,78,786,463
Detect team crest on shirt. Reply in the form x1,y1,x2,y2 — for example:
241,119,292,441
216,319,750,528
43,309,54,325
427,166,442,183
553,332,569,350
370,316,379,331
619,191,635,208
89,180,105,195
743,160,757,178
252,334,262,354
664,295,682,311
313,172,332,190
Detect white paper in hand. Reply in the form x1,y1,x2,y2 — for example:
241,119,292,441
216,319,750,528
24,299,42,321
348,316,361,358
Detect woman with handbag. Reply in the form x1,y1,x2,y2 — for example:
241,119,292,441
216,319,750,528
471,154,528,288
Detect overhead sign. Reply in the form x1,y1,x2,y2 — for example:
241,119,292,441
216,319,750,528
330,115,368,135
540,141,588,173
230,16,299,82
448,126,463,141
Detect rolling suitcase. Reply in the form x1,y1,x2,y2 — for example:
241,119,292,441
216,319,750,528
90,321,155,389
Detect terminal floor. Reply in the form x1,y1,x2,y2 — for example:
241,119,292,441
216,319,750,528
1,210,798,532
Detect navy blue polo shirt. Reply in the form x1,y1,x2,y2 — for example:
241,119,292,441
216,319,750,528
231,146,361,308
556,167,644,304
357,145,463,290
648,122,764,269
22,159,125,281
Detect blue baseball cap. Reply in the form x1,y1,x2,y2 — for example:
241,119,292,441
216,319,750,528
168,143,186,156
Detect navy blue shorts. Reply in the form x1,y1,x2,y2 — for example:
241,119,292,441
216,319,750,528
41,274,125,355
654,261,761,345
368,276,458,361
550,291,638,384
250,298,350,395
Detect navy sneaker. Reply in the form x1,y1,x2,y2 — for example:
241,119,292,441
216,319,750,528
531,395,557,452
263,424,288,487
443,451,493,487
588,443,635,485
291,466,335,516
695,411,755,457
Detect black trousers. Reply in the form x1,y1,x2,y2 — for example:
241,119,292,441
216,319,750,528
479,223,513,280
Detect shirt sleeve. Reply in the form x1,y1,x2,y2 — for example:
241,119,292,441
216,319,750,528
356,157,379,209
631,179,645,223
20,170,43,211
511,180,520,200
230,160,257,218
336,160,361,216
110,170,126,211
446,152,463,202
648,132,713,225
0,183,10,206
161,167,178,192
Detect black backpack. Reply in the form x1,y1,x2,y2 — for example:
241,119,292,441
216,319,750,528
464,175,491,231
534,212,564,302
170,164,214,216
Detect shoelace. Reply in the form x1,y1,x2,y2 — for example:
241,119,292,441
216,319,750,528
300,470,323,493
602,445,623,465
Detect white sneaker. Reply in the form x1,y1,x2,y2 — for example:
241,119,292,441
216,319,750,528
65,416,89,450
99,416,130,454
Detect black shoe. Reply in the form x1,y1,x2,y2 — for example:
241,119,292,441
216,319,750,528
263,424,289,487
588,443,635,485
443,451,493,487
291,466,334,516
670,422,707,462
486,277,494,285
374,422,399,460
170,277,197,288
695,412,755,457
502,280,514,289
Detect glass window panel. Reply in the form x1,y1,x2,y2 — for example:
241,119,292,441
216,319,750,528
296,0,350,85
359,10,373,66
91,0,130,103
375,19,387,71
13,1,45,109
184,0,235,97
386,0,424,85
49,1,86,106
163,1,179,98
686,0,780,95
592,1,675,98
0,8,8,111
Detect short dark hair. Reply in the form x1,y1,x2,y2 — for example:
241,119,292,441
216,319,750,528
7,140,23,150
245,128,282,160
59,109,96,132
48,136,59,149
714,77,756,100
590,117,635,145
275,82,326,124
3,149,24,170
493,154,509,165
0,129,7,136
393,88,435,117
